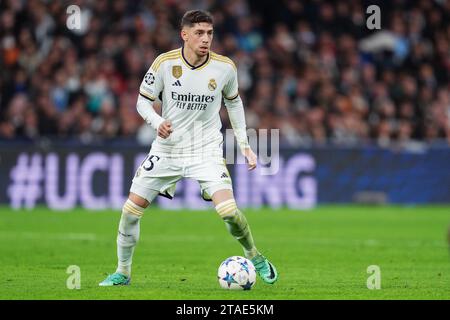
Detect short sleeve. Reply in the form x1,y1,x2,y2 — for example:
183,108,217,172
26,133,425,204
139,61,164,102
222,66,239,101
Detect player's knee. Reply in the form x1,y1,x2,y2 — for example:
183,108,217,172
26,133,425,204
215,199,239,220
216,200,250,239
216,199,248,228
117,200,144,246
122,199,145,218
128,193,150,209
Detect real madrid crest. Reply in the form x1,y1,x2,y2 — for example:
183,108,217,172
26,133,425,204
172,66,182,79
208,79,217,91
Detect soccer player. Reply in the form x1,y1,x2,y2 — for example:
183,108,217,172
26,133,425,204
99,10,278,286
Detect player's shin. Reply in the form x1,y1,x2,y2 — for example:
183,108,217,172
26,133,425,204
216,199,259,259
116,199,144,276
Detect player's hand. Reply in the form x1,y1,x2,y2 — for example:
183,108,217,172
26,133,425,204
158,120,173,139
243,147,257,171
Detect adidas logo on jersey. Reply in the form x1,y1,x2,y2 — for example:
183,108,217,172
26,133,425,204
221,172,228,179
172,80,182,86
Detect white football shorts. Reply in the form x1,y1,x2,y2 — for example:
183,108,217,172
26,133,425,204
129,155,233,203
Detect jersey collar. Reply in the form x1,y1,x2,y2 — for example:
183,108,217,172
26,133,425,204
181,46,211,70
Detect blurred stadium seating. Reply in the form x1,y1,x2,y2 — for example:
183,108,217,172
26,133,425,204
1,0,449,146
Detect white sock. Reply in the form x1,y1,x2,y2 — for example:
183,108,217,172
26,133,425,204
116,200,144,276
216,200,259,260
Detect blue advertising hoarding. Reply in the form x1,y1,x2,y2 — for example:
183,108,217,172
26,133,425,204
0,143,449,209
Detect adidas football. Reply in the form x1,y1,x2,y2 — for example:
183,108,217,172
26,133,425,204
217,256,256,290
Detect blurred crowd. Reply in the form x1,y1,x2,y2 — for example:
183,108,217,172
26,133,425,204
1,0,449,146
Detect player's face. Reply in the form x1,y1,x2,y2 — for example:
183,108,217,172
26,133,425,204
182,23,213,56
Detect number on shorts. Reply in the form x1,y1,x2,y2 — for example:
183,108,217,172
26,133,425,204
141,155,160,171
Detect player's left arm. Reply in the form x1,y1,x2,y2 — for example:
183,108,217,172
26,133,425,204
223,65,257,171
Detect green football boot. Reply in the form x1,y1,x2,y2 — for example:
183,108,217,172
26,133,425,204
99,272,130,286
251,254,278,284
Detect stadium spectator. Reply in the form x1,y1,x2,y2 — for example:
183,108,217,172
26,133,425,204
0,0,449,146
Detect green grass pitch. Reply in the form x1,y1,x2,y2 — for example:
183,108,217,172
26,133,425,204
0,205,449,300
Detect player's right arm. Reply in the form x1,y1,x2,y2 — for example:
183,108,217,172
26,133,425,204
137,61,172,138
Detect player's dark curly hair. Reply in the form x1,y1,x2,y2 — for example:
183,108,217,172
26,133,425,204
180,10,213,28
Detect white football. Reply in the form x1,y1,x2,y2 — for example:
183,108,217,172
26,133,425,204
217,256,256,290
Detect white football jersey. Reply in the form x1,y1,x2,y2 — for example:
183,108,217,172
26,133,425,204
139,47,239,159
